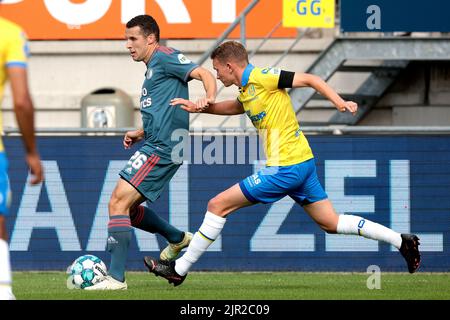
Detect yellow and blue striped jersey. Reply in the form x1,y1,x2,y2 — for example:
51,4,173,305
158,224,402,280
238,64,314,166
0,17,29,152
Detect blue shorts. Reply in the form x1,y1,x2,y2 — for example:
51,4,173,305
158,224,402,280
0,152,11,215
239,158,328,206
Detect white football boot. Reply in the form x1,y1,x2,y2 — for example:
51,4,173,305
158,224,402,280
160,232,193,261
83,276,127,290
0,287,16,300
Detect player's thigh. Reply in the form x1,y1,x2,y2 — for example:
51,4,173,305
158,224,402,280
208,183,254,217
302,199,339,233
109,178,145,214
239,166,294,205
288,159,327,206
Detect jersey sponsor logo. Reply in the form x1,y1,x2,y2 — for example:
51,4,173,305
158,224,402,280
246,110,266,123
140,87,151,108
140,97,152,109
177,53,191,64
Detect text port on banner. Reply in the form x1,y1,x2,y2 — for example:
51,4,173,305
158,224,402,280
283,0,335,28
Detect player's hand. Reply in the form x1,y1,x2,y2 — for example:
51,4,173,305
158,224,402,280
338,101,358,115
123,129,144,149
170,98,201,113
26,152,44,185
194,97,214,112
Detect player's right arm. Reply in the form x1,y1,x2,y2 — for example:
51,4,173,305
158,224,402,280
292,72,357,115
123,128,145,149
170,98,244,115
8,66,43,185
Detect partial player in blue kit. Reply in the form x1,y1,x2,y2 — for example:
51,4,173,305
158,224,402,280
86,15,217,290
0,7,44,300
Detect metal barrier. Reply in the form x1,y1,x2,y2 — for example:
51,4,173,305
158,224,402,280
4,126,450,136
196,0,260,66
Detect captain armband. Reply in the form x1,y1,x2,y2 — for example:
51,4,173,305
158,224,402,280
277,70,295,89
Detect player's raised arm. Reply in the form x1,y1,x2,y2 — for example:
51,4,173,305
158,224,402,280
292,72,358,115
171,98,244,115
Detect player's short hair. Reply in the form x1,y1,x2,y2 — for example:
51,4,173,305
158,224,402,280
126,15,160,42
210,41,249,66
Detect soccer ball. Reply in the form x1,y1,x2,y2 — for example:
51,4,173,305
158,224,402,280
67,254,107,289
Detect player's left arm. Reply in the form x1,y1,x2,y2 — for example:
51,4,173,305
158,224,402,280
189,66,217,111
8,66,44,185
286,72,357,115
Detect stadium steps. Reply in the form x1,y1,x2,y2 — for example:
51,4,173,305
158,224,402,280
293,37,450,126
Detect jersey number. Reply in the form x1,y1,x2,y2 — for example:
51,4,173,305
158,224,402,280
128,151,148,170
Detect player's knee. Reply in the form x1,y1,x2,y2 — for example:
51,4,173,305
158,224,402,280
320,223,337,234
207,197,227,217
108,191,127,215
108,197,119,214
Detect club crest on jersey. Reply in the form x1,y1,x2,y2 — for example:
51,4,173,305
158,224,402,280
261,67,280,75
146,68,153,79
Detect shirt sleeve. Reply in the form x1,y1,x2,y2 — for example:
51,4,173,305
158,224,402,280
164,51,198,82
257,67,282,91
6,29,28,68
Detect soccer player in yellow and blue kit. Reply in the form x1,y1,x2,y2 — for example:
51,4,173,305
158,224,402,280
0,10,44,299
144,41,421,286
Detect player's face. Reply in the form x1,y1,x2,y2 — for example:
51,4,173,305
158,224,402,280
125,26,152,62
212,58,234,87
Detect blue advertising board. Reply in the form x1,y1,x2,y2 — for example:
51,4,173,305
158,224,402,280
4,135,449,272
340,0,450,32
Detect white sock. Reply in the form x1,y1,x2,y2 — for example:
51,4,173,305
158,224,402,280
175,211,226,276
337,214,402,249
0,239,12,287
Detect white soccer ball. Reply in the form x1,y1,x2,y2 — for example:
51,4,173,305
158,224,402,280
67,254,107,289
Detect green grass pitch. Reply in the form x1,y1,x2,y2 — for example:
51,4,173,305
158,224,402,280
12,271,450,300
